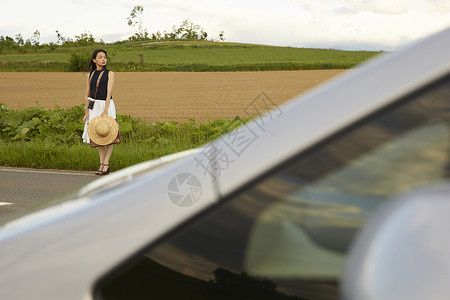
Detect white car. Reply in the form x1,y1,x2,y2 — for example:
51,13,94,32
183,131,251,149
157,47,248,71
2,27,450,300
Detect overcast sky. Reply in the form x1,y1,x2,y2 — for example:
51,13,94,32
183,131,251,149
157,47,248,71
1,0,450,51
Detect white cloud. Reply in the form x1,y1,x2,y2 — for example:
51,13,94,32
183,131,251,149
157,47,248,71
426,0,450,12
1,0,450,50
344,0,410,14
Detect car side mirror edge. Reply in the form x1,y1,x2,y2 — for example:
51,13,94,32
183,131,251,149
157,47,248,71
342,182,450,300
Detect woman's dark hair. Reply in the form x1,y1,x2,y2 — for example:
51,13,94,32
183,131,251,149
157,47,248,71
88,49,107,73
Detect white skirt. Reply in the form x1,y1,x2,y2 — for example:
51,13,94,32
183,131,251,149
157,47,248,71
82,99,117,144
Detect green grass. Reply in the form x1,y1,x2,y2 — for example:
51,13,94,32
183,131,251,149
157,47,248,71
0,140,198,171
0,103,248,171
0,40,383,72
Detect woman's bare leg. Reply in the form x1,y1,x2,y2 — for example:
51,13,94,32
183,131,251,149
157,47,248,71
98,146,106,168
102,145,114,170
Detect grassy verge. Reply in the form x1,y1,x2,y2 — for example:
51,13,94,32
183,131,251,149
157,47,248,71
0,140,197,171
0,103,248,171
0,40,382,72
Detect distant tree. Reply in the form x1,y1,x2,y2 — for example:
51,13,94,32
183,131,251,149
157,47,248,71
13,33,26,53
74,32,96,46
127,5,149,40
55,30,73,45
163,30,176,40
56,30,63,44
31,30,40,46
172,19,206,40
151,30,163,40
218,31,225,41
15,33,24,46
124,6,225,43
0,36,17,49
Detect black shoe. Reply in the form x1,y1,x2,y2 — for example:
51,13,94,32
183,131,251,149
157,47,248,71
95,164,105,175
99,164,110,176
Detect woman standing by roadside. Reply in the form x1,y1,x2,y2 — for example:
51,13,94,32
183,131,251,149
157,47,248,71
82,49,120,175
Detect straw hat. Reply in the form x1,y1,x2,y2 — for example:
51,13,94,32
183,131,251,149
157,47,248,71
87,115,119,146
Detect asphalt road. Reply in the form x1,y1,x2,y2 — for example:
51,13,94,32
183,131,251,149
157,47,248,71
0,167,97,221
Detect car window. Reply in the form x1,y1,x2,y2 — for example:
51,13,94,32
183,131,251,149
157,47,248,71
96,76,450,300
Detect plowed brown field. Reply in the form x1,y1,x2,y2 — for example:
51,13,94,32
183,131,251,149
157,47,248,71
0,70,346,122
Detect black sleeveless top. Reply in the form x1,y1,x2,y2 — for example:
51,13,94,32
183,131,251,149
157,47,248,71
89,69,112,100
